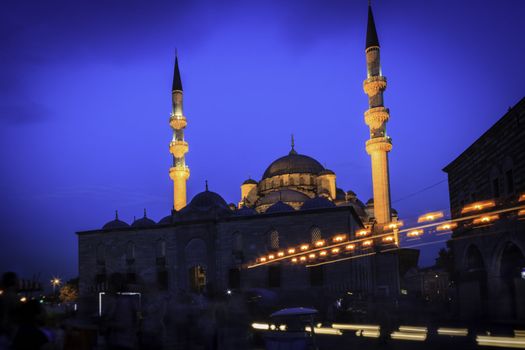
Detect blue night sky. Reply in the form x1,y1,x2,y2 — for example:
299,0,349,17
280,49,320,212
1,0,524,282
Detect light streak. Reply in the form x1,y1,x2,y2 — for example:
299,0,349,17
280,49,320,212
288,248,296,254
252,323,269,330
305,326,342,335
277,251,284,257
476,335,525,348
314,240,326,247
300,244,309,251
520,194,525,202
417,211,444,223
382,235,395,242
332,323,380,331
436,222,457,231
406,229,423,237
306,252,377,267
399,326,427,333
333,234,347,242
461,200,495,214
473,214,499,225
319,251,327,256
390,331,427,341
385,221,404,230
291,257,298,263
356,230,370,237
331,248,340,254
362,239,373,247
437,327,468,336
345,244,355,250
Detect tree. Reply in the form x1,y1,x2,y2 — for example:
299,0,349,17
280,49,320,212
59,283,78,303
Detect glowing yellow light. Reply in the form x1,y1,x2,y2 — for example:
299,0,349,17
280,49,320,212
391,331,427,341
20,297,27,303
345,244,355,250
436,222,458,231
331,248,340,254
0,290,3,296
519,194,525,202
260,257,267,262
288,248,296,254
291,257,298,263
476,335,525,348
399,326,427,333
332,324,380,331
279,325,287,331
305,326,342,336
300,244,309,251
277,251,284,257
356,230,369,237
333,235,347,242
362,240,373,247
361,330,381,338
461,200,496,214
386,221,404,230
473,214,499,225
268,254,275,260
407,229,423,237
515,330,525,338
270,324,276,330
308,253,316,259
437,328,468,336
417,211,444,223
300,256,307,262
319,251,327,256
518,210,525,217
382,235,394,242
314,240,326,247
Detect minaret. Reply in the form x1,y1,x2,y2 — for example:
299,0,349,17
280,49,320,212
169,54,190,210
363,4,392,225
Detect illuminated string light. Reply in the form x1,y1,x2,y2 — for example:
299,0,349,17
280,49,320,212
331,248,340,254
417,211,444,223
300,256,306,262
356,230,370,237
277,251,285,257
314,240,326,247
300,244,309,251
362,240,373,247
473,214,499,225
333,235,347,242
518,209,525,217
519,194,525,202
436,222,457,231
406,229,423,237
461,200,495,214
288,248,296,254
386,221,404,230
268,254,275,260
291,257,298,263
345,244,355,250
319,251,327,256
308,253,316,259
382,235,395,242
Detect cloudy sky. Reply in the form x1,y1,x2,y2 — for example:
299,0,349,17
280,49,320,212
1,0,524,281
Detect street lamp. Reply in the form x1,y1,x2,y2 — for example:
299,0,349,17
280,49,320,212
50,277,61,296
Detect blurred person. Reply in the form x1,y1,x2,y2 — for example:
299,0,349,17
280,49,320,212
101,273,139,350
0,272,19,349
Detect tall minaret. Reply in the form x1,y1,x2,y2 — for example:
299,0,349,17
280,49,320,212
169,54,190,210
363,4,392,225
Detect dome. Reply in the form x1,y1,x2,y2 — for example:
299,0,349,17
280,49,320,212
265,201,295,214
242,179,258,185
158,214,175,225
188,190,229,210
262,151,325,179
301,196,336,210
102,219,129,230
235,206,258,216
132,216,156,228
335,188,346,201
318,169,335,176
256,189,310,206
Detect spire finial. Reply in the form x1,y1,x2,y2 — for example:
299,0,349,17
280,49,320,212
143,208,147,218
205,180,209,191
366,1,380,49
289,134,297,155
115,210,119,220
172,52,183,91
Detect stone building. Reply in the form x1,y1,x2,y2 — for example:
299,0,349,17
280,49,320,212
443,96,525,321
77,4,414,316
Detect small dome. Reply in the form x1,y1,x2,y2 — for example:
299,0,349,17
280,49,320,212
265,201,295,214
188,190,229,210
262,152,325,179
235,206,258,216
318,169,335,176
366,198,374,206
132,216,156,228
301,196,336,210
335,188,346,200
158,214,175,225
256,189,310,206
102,219,129,230
242,179,258,185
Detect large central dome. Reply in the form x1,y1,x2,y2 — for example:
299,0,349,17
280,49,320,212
262,150,325,179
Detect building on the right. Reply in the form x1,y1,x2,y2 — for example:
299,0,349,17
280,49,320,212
443,96,525,322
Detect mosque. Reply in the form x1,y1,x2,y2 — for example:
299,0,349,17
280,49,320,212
77,5,416,313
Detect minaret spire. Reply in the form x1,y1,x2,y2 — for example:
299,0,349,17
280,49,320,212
169,53,190,211
289,134,297,155
363,2,392,225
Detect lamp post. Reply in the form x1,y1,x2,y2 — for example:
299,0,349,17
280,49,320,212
51,277,61,302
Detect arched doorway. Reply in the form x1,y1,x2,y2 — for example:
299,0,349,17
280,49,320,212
498,242,525,319
185,238,207,294
188,265,206,293
462,245,488,318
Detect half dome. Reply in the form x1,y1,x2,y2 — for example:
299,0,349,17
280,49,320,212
301,196,336,210
265,201,295,214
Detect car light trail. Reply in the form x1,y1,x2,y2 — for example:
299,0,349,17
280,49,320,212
305,326,342,335
476,335,525,348
437,327,468,336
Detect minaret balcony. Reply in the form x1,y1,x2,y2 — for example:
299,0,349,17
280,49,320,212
363,76,387,96
169,115,187,130
169,140,189,158
169,165,190,180
365,137,392,154
364,106,390,130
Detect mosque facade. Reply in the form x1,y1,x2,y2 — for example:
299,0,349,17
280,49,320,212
77,5,414,315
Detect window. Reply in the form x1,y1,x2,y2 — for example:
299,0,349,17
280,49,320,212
492,178,500,198
96,244,105,266
157,269,168,290
269,230,279,250
228,268,241,289
506,170,514,194
309,266,324,286
126,242,135,265
310,226,322,243
156,240,166,266
268,266,281,288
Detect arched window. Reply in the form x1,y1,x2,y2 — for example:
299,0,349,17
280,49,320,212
126,241,135,265
156,239,166,266
503,157,514,194
96,244,105,265
490,166,501,198
310,226,322,243
268,230,279,250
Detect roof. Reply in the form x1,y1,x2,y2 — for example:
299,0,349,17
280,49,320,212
102,219,129,230
265,201,295,214
301,196,335,210
256,189,310,206
242,178,258,185
443,96,525,173
366,5,380,49
271,307,318,317
263,151,325,179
